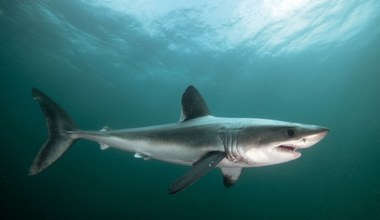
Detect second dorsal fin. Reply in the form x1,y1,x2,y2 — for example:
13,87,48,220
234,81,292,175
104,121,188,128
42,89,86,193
179,85,211,122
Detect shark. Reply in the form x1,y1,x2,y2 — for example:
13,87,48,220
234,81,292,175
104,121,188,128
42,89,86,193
29,85,328,194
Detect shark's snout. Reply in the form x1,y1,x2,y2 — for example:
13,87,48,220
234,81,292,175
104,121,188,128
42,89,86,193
313,126,329,141
318,127,329,137
299,126,329,149
272,125,329,156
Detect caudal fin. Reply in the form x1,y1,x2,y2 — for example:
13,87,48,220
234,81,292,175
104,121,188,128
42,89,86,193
29,88,78,175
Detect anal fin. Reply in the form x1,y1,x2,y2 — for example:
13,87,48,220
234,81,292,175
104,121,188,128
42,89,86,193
168,151,226,194
99,126,111,150
100,143,109,150
100,126,111,132
134,152,151,160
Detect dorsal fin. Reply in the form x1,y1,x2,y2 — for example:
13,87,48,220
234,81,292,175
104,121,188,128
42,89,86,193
179,85,211,122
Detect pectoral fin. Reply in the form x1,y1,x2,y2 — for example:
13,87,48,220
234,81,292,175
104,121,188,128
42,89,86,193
220,167,242,187
168,151,226,194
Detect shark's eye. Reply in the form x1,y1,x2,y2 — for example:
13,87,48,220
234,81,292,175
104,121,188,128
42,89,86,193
287,129,295,137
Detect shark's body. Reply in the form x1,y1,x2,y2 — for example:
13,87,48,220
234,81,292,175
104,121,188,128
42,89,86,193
29,86,328,194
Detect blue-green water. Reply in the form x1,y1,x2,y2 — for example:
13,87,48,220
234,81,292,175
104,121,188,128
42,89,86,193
1,0,380,219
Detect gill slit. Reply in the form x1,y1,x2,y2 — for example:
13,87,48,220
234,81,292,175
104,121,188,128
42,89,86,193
219,129,246,164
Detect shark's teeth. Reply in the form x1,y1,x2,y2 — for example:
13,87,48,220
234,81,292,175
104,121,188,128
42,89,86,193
276,145,297,152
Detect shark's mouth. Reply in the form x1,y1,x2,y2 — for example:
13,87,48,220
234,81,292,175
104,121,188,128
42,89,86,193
276,145,298,153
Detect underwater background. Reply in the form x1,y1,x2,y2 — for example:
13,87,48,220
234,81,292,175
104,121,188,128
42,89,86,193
1,0,380,219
